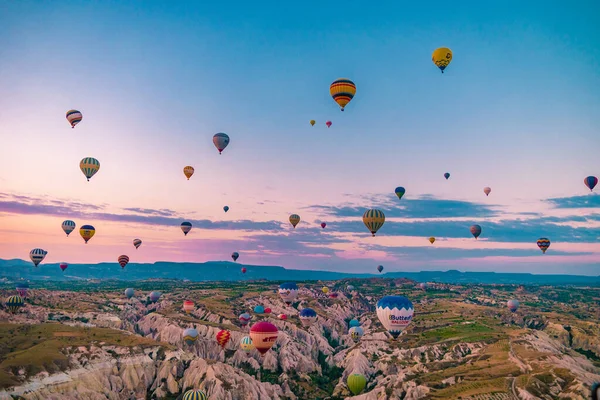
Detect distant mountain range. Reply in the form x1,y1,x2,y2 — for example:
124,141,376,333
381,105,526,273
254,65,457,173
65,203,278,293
0,258,599,286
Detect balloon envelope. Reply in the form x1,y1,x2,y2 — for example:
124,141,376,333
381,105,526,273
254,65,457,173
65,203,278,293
61,220,76,236
250,321,278,356
239,312,252,326
183,328,199,345
80,225,96,244
376,295,414,339
349,319,360,328
537,238,551,254
181,222,192,235
80,157,100,181
240,336,254,353
432,47,453,73
507,299,520,312
149,291,161,303
470,225,482,239
133,238,142,249
289,214,300,228
321,222,326,229
231,252,239,262
254,305,265,314
278,282,299,304
484,187,491,196
377,265,384,273
6,295,24,313
326,121,332,128
124,288,134,298
59,263,68,272
349,326,364,341
429,237,435,244
182,390,207,400
183,300,194,314
66,109,83,128
223,206,229,212
183,166,194,180
347,373,367,395
394,187,406,200
584,176,598,192
213,133,230,154
118,255,129,268
29,248,47,267
330,78,356,111
444,172,450,180
310,120,315,126
216,330,231,349
363,209,385,236
299,307,317,327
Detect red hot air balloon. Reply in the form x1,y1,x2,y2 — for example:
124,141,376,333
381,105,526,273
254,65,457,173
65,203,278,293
321,223,326,229
118,255,129,268
216,330,231,349
183,300,194,314
59,263,68,272
326,121,332,128
264,307,272,314
278,314,287,320
250,321,278,356
329,293,338,299
241,267,247,274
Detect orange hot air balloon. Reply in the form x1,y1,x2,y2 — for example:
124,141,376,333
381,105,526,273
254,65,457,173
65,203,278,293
183,300,194,314
250,321,278,357
183,166,195,180
216,330,231,349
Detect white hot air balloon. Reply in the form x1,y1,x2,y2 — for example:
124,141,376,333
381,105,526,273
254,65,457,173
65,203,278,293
376,295,414,339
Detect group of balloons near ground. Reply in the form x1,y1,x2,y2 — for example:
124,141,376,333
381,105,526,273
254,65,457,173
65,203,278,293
6,47,597,398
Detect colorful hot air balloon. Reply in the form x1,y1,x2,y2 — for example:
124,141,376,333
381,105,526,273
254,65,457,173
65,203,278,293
363,209,385,236
330,78,356,111
79,225,95,244
183,300,195,314
376,295,414,339
299,308,317,327
15,283,29,298
29,248,47,267
80,157,100,181
537,238,551,254
377,265,384,273
59,263,68,272
124,288,134,299
321,222,326,229
133,238,142,249
444,172,450,180
419,282,428,290
347,373,367,396
432,47,453,73
310,120,316,126
239,312,252,326
181,222,192,236
329,292,338,299
470,225,482,240
240,336,254,354
5,295,24,313
241,267,247,274
484,187,491,196
395,187,406,200
278,282,299,305
326,121,332,128
322,286,329,294
289,214,300,228
149,291,161,303
278,314,287,320
118,255,129,269
349,326,364,342
264,307,272,314
249,321,278,356
507,299,519,313
349,319,360,328
66,109,83,128
61,220,76,236
231,252,239,262
429,237,436,244
183,166,195,180
213,132,230,154
182,389,207,400
254,305,265,314
223,206,229,213
216,330,231,349
183,328,199,345
584,176,598,192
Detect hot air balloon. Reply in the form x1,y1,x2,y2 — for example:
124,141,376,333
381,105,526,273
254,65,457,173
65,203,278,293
347,285,355,291
349,319,360,328
299,308,317,327
124,288,134,299
470,225,482,240
585,176,598,192
537,238,551,254
241,267,247,274
149,291,161,303
507,299,519,313
289,214,300,228
347,373,367,396
363,209,385,236
61,220,76,236
59,263,68,272
278,314,287,320
183,166,194,180
181,222,192,236
310,120,315,126
240,336,254,354
484,187,491,196
419,282,428,290
321,222,326,229
231,252,239,262
330,78,356,111
182,389,207,400
432,47,453,73
250,321,278,356
216,330,231,349
213,132,230,154
80,157,100,182
66,109,83,128
326,121,332,128
183,300,194,314
254,305,265,314
349,326,364,342
183,328,199,345
429,237,436,244
444,172,450,180
395,187,406,200
239,312,252,326
29,248,47,267
322,286,329,294
377,265,384,273
80,225,95,244
223,206,229,213
278,282,299,305
118,255,129,269
376,295,414,339
329,292,338,299
5,295,24,313
15,283,29,298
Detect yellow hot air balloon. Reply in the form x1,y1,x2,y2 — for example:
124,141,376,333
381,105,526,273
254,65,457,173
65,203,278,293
322,286,329,294
347,373,367,396
80,157,100,182
289,214,300,228
310,120,316,126
79,225,95,244
432,47,453,73
429,237,435,244
330,78,356,111
183,166,194,180
362,209,385,236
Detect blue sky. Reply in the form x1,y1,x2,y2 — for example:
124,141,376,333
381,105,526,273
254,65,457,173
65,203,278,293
0,1,599,274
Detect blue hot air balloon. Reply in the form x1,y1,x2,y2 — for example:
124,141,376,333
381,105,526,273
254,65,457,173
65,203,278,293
299,307,317,327
394,187,406,200
376,296,414,339
254,305,265,314
349,318,360,328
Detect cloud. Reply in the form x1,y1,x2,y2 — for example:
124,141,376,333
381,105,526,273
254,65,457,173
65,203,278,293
122,207,177,217
546,193,600,209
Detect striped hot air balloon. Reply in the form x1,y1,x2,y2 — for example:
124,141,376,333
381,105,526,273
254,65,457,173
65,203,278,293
363,209,385,236
183,300,194,314
181,222,192,236
183,328,199,345
240,336,254,354
182,390,207,400
118,255,129,268
249,321,278,356
133,238,142,249
213,133,230,154
79,225,95,244
61,220,76,236
216,330,231,349
6,295,24,313
330,78,356,111
376,295,414,339
80,157,100,181
537,238,551,254
66,109,82,128
183,166,195,180
29,248,47,267
289,214,300,228
584,176,598,192
299,308,317,327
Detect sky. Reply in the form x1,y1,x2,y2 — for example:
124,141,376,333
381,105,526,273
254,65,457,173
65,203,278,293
0,0,599,275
